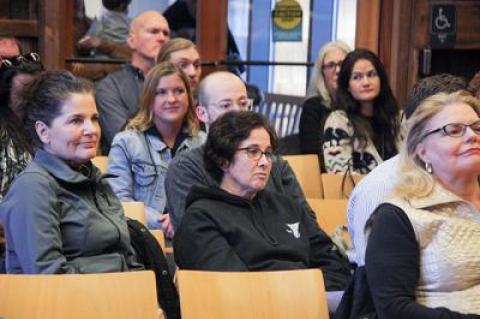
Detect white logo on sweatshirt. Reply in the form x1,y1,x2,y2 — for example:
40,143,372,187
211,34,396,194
286,222,300,239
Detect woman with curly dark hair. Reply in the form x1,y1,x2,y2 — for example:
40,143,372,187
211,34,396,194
174,111,351,300
322,49,401,174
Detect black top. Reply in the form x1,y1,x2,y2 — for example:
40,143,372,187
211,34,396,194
174,185,351,291
299,96,329,155
365,203,480,319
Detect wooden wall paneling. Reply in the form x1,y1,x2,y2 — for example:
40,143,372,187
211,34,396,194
0,19,37,37
0,0,10,18
196,0,228,75
413,0,430,48
378,0,394,78
453,1,480,48
28,0,37,19
9,0,30,19
387,0,415,109
355,0,381,53
38,0,66,69
64,0,74,59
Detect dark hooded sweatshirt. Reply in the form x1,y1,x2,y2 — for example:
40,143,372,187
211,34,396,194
173,185,351,291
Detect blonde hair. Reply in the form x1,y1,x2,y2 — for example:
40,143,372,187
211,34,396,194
127,62,198,134
306,40,351,107
156,37,197,64
394,90,480,198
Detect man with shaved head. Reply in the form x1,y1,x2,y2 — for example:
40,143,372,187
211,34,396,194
96,11,170,153
166,71,315,231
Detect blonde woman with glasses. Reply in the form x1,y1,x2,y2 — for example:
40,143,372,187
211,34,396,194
366,90,480,318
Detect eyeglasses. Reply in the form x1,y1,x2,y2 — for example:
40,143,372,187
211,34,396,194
237,147,273,161
0,52,41,70
421,120,480,141
209,98,253,111
322,60,343,72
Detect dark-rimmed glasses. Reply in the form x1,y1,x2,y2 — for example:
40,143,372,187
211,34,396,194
322,60,343,72
237,147,273,161
421,120,480,141
0,52,41,70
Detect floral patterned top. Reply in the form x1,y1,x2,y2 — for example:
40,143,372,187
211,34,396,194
0,127,31,201
322,110,401,174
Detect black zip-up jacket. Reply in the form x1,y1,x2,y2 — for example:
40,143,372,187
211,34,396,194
174,185,351,291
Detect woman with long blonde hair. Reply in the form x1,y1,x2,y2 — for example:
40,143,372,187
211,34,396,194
365,90,480,318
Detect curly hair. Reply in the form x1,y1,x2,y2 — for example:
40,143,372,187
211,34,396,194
335,48,400,160
22,70,94,147
204,112,277,183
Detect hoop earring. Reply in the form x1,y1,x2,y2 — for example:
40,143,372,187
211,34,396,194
425,161,433,174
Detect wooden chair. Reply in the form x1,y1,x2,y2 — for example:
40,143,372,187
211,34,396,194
121,201,166,253
92,155,109,174
122,201,147,225
321,173,364,199
177,269,329,319
283,154,323,198
307,199,348,235
0,271,160,319
307,198,350,246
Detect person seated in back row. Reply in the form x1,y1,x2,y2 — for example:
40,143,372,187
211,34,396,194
165,71,316,231
96,11,170,154
107,62,205,236
323,49,401,174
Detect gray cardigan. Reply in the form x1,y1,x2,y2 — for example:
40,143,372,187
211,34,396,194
0,149,142,274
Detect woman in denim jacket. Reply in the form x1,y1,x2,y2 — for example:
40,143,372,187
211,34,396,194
108,62,205,236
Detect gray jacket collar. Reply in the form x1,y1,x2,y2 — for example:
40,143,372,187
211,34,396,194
34,149,103,184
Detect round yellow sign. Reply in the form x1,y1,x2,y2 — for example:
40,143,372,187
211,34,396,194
272,0,302,30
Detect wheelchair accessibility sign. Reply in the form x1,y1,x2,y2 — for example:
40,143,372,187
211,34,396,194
430,4,456,48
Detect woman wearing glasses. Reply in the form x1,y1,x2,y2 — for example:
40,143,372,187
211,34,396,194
174,112,351,293
323,49,401,174
300,40,351,156
365,91,480,318
107,62,204,237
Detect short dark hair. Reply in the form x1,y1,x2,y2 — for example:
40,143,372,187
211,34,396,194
204,112,277,182
404,73,468,119
22,70,94,146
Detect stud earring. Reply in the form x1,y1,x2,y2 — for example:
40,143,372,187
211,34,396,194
425,161,433,174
